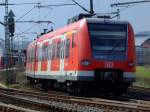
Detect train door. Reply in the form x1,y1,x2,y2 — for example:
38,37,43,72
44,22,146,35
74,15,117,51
64,32,74,70
51,38,60,71
47,39,52,74
36,43,42,77
59,34,66,81
69,32,75,68
41,41,49,72
34,42,38,76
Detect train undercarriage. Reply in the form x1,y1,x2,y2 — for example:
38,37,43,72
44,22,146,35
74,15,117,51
27,72,132,96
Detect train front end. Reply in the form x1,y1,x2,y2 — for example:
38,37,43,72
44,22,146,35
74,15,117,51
78,18,136,93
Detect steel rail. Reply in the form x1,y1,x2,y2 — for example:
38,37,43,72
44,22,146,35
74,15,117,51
0,87,150,112
0,102,40,112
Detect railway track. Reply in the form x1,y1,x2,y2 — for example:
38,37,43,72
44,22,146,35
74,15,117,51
0,102,40,112
130,86,150,93
0,87,150,112
127,86,150,101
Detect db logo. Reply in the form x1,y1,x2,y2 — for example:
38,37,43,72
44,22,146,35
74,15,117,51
105,62,114,68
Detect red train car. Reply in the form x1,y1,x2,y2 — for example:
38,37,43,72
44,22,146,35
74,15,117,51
26,18,136,94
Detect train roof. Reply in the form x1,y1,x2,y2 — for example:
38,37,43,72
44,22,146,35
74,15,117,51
28,18,130,48
34,19,82,43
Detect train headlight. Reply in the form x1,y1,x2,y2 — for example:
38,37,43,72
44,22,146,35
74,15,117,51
81,59,90,66
128,61,134,67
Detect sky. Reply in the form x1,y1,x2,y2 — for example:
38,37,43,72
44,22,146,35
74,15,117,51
0,0,150,42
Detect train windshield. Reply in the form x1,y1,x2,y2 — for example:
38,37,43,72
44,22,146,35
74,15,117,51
88,23,127,60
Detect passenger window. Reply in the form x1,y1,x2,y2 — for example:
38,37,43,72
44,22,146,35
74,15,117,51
35,46,39,61
45,46,48,60
42,46,45,61
65,39,70,58
52,44,56,60
48,45,52,60
30,48,34,62
60,41,64,59
27,50,30,62
30,50,31,62
31,48,33,62
30,49,32,62
38,47,42,61
32,47,35,62
72,33,75,48
56,42,61,59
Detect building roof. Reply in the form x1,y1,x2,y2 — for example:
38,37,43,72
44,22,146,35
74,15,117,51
135,31,150,46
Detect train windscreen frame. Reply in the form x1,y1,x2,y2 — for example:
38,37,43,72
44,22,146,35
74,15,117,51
88,22,127,61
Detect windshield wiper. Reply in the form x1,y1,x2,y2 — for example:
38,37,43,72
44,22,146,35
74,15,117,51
110,39,125,52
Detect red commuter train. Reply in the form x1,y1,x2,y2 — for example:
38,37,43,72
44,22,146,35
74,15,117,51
26,17,136,94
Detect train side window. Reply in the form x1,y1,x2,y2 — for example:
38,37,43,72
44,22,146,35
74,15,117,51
27,50,30,62
55,44,57,59
27,52,28,62
52,44,55,60
60,41,64,59
48,44,52,60
29,50,31,62
40,47,43,61
32,48,34,62
65,39,70,58
38,46,42,61
56,42,61,59
30,49,33,62
30,49,32,62
54,43,57,59
49,45,52,60
42,45,48,61
63,41,65,59
29,49,31,62
33,48,35,61
42,46,44,61
37,47,39,61
72,33,75,48
30,48,33,62
27,50,29,62
35,46,38,62
45,45,48,60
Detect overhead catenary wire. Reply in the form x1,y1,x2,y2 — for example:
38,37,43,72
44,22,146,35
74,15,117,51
71,0,90,14
13,2,52,38
34,3,76,9
16,2,75,35
111,0,150,19
14,23,38,39
15,6,36,21
20,23,38,35
111,0,150,7
7,1,78,40
0,2,76,7
0,2,40,6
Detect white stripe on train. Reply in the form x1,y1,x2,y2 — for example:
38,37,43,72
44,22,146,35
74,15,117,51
26,70,135,82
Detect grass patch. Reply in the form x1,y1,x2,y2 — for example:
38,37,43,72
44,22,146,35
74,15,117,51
136,66,150,78
134,66,150,88
0,67,26,88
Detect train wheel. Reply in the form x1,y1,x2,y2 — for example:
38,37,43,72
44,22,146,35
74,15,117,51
27,77,35,84
65,82,82,96
48,81,55,90
112,84,128,97
41,80,48,90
